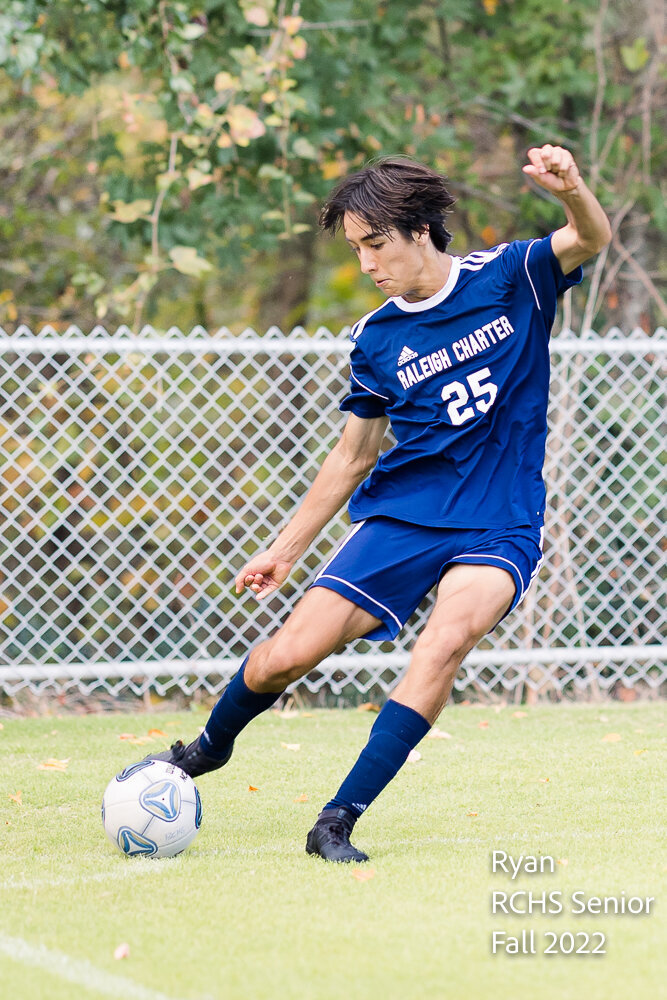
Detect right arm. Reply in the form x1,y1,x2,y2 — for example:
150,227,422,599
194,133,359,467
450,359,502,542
234,412,388,600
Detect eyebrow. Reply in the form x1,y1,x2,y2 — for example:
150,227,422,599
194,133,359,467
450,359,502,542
344,231,385,245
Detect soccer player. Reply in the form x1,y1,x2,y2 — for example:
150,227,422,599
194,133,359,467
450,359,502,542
148,145,611,862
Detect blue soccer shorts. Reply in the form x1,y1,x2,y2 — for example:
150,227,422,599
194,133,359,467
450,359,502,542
310,516,544,640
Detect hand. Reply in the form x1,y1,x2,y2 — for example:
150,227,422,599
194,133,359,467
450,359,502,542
234,550,293,600
522,144,581,195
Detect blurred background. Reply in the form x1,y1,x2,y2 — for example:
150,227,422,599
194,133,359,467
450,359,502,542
0,1,664,709
0,0,664,335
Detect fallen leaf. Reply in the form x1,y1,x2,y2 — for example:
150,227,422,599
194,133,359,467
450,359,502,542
427,727,452,740
557,858,568,867
127,737,153,746
38,758,70,771
407,749,422,763
351,868,375,881
281,742,300,752
302,712,314,718
467,812,478,817
357,703,380,713
8,791,22,805
493,703,506,714
634,748,648,756
478,720,489,729
117,733,137,741
601,733,622,743
248,785,259,792
293,794,308,803
147,729,167,738
538,777,550,783
166,721,180,728
274,708,299,719
113,943,130,960
0,722,4,729
512,711,528,718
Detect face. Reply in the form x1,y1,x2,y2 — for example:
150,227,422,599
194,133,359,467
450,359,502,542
343,212,428,299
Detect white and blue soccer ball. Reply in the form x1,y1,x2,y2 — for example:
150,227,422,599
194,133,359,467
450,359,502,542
102,759,202,858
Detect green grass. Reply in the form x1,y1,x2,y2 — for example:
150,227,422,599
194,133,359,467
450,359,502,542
1,702,665,1000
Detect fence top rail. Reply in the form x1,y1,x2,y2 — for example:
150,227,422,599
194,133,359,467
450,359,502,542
1,325,665,355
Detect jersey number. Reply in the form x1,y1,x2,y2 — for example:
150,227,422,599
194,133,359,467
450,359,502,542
440,367,498,425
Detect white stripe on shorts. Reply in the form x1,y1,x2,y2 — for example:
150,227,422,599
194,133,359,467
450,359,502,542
452,552,526,603
314,520,366,579
315,574,404,633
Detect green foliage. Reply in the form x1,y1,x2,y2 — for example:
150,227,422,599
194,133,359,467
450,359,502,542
0,0,663,331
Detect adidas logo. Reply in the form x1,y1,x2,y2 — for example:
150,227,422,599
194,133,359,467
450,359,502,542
397,345,419,366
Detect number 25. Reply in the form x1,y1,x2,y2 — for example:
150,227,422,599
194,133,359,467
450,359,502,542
440,367,498,425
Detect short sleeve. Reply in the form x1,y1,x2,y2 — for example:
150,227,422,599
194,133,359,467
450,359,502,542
339,338,390,418
499,235,583,321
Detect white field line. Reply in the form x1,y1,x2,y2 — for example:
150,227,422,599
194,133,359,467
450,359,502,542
0,932,192,1000
0,860,179,893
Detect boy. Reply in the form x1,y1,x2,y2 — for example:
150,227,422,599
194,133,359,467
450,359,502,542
147,145,611,862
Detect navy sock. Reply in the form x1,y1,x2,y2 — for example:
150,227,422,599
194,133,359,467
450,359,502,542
200,659,284,759
323,699,431,820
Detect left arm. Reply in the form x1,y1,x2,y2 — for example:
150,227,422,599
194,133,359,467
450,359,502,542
522,145,612,275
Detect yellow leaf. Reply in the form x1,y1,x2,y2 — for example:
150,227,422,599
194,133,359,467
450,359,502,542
8,791,22,805
557,858,569,867
351,867,375,881
467,812,478,817
512,711,528,718
109,199,152,223
281,742,300,752
147,729,168,738
186,167,213,191
38,758,70,771
248,785,259,792
601,733,622,743
282,15,303,35
357,703,380,713
169,245,213,278
478,720,489,729
634,748,648,756
243,5,270,27
483,0,498,13
293,794,308,803
227,105,266,146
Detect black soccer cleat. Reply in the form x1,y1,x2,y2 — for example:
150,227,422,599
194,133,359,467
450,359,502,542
144,735,234,779
305,807,369,863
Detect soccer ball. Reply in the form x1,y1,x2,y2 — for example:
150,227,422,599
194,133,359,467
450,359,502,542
102,759,202,858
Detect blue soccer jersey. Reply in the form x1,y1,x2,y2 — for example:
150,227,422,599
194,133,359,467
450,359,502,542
340,234,582,529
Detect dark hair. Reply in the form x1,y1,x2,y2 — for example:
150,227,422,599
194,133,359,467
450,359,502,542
319,157,456,252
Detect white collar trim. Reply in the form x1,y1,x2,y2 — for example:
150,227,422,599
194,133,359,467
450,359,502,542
392,257,461,312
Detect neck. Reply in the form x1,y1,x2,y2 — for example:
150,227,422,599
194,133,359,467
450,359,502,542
402,252,453,302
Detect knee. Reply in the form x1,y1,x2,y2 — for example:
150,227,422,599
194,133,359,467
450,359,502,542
414,623,479,670
247,634,319,690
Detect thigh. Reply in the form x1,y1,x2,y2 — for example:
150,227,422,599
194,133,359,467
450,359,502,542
246,585,382,689
432,561,517,636
391,563,515,721
279,584,382,652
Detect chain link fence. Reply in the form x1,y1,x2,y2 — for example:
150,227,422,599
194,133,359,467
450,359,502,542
0,324,664,703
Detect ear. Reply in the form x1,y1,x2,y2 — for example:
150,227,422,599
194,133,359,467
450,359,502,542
412,226,430,245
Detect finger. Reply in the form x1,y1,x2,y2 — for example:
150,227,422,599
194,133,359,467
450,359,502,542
526,146,552,175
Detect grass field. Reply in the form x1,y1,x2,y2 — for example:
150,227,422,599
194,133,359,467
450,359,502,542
1,701,665,1000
